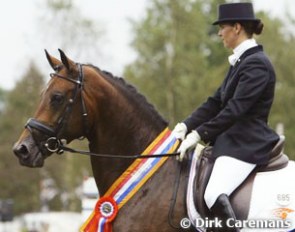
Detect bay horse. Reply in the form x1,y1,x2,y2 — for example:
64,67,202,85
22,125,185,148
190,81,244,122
13,49,190,231
13,50,295,232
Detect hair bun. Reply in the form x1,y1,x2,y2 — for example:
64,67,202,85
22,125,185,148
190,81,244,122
254,21,264,35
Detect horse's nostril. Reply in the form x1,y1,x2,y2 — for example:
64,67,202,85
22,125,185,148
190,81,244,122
20,144,28,154
13,144,29,158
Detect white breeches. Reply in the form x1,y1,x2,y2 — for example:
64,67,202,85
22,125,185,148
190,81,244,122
204,156,256,209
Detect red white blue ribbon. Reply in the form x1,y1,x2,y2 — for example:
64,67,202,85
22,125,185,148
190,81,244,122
80,128,178,232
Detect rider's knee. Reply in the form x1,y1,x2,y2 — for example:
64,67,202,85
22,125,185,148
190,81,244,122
204,188,218,210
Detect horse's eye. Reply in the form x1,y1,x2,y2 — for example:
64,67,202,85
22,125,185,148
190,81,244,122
50,93,65,106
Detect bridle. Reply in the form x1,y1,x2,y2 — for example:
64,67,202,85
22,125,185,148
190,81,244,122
25,63,180,159
25,63,88,154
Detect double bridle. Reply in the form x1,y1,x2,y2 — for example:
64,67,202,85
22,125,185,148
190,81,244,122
25,63,180,159
26,63,88,154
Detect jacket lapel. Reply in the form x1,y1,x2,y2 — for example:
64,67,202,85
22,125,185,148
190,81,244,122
220,45,263,105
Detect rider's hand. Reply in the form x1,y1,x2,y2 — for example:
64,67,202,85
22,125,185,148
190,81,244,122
177,130,200,162
172,123,187,141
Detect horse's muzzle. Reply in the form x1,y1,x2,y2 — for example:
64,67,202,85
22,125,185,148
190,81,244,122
13,136,46,167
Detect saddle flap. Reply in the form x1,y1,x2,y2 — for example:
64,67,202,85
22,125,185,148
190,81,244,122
192,148,254,221
193,147,215,218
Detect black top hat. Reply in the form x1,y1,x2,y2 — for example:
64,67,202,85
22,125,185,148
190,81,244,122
212,2,260,25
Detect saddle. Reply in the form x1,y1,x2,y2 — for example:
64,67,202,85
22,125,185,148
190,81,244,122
193,136,289,220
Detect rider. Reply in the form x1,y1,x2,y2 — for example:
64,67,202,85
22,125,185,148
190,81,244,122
173,2,279,232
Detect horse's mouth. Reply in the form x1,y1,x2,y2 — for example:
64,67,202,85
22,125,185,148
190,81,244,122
13,136,49,168
18,150,44,167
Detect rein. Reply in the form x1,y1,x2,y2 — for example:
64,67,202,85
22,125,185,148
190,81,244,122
45,137,179,159
60,143,179,159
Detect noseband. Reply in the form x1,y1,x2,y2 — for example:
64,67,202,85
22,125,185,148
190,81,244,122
26,63,88,153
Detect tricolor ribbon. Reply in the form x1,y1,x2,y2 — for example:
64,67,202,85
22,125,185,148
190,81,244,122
80,128,178,232
94,196,118,232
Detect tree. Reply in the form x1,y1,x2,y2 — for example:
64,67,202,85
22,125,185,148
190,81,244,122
0,63,45,214
257,11,295,158
36,0,106,62
124,0,227,125
0,88,6,114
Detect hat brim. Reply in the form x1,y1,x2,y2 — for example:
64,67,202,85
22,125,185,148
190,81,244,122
212,18,260,25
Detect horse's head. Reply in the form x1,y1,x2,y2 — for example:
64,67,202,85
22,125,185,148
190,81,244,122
14,49,168,170
13,49,88,167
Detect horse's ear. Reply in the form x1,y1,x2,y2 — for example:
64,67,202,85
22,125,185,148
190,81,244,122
58,49,76,71
45,49,62,71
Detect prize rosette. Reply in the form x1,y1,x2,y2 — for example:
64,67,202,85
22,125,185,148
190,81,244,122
96,196,118,222
95,196,118,232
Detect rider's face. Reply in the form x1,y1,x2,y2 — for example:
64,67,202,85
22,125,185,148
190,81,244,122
218,23,239,49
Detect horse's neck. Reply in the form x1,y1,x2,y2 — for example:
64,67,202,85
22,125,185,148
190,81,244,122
86,76,167,194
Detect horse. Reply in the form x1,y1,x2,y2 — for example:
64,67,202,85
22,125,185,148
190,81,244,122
13,50,295,232
13,49,190,232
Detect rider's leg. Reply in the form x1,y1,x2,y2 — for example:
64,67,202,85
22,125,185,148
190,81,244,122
204,156,256,232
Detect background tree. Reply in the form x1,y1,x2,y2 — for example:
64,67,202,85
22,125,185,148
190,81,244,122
257,11,295,157
124,0,227,125
0,88,6,114
0,63,45,214
36,0,106,62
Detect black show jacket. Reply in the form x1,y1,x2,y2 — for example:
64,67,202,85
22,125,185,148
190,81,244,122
184,45,279,165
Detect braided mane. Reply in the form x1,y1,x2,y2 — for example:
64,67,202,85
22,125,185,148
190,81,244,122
87,64,168,127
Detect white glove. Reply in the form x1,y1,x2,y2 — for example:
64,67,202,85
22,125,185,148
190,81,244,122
172,123,187,140
177,130,200,161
